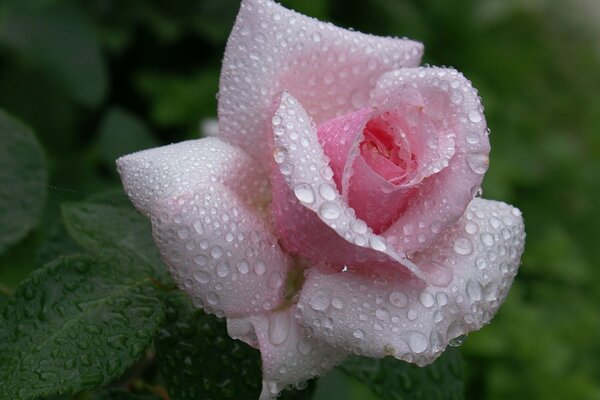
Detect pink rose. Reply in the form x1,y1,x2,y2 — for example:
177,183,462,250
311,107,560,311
117,0,526,398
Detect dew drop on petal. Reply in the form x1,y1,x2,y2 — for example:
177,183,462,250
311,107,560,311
389,291,408,309
319,202,341,220
294,183,315,204
453,237,473,255
308,290,331,311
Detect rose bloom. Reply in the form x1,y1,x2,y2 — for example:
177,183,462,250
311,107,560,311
117,0,525,398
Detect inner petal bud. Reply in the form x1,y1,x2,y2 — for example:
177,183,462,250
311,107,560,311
360,113,418,186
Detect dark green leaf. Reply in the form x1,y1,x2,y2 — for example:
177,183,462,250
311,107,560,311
155,293,263,400
136,69,219,133
0,108,47,254
97,108,159,167
92,389,163,400
0,3,107,106
0,254,165,400
339,349,465,400
61,202,171,284
155,293,314,400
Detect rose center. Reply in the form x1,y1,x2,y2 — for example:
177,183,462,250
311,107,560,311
359,113,417,185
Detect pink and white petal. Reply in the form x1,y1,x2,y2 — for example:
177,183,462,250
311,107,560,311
230,307,349,400
271,93,425,280
218,0,424,168
317,108,419,232
118,138,290,318
117,137,269,217
371,67,491,253
297,198,524,366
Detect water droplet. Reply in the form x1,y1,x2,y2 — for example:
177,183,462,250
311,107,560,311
475,257,488,270
216,261,230,277
308,290,330,311
419,292,435,308
351,219,368,234
210,246,224,259
268,272,283,289
254,261,266,275
206,291,219,305
353,329,365,339
268,312,291,345
331,297,344,309
449,334,466,347
466,279,482,301
465,221,478,235
177,227,190,239
466,132,480,144
481,232,495,246
237,260,250,274
453,237,473,255
389,291,408,308
407,308,418,321
466,154,489,174
375,308,389,320
273,147,287,163
369,236,387,251
468,110,482,123
194,255,208,266
407,332,428,353
297,338,312,355
319,202,341,220
319,183,337,201
294,183,315,204
436,292,449,306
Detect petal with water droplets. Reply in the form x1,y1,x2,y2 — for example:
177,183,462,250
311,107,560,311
370,67,490,253
270,92,424,280
229,307,348,400
297,198,524,366
218,0,423,168
117,138,291,318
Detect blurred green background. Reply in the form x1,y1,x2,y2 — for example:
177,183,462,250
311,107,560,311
1,0,599,399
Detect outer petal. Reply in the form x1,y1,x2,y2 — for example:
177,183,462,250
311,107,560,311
117,138,291,318
271,93,427,281
218,0,423,168
371,67,491,253
297,198,525,366
228,307,348,400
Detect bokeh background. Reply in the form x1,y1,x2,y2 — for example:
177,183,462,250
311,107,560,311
1,0,599,399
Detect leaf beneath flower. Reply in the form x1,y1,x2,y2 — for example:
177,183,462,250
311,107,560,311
338,348,465,400
0,255,165,400
155,292,316,400
0,108,47,255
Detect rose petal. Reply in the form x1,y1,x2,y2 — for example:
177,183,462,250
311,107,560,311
117,138,291,318
117,138,269,217
218,0,423,168
271,93,425,280
229,307,348,400
297,198,524,366
370,67,490,253
317,107,422,233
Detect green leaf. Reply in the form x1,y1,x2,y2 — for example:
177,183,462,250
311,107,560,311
155,293,315,400
0,254,165,400
338,348,465,400
0,2,107,106
0,108,47,254
92,389,163,400
155,293,263,400
96,108,159,167
61,202,171,284
136,69,219,132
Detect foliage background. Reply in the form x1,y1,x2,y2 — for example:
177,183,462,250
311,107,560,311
0,0,599,399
